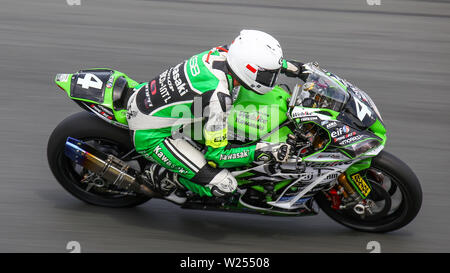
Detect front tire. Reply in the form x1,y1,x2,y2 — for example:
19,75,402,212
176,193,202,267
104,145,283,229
47,112,151,208
316,151,422,233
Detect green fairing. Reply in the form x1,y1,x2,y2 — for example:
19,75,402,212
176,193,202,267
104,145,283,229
346,158,372,176
369,118,387,145
345,158,373,198
344,118,386,198
55,69,139,126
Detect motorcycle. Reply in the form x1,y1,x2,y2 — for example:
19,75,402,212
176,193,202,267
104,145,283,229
47,62,422,233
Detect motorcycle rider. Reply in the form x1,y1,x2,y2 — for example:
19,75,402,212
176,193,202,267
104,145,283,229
126,29,306,200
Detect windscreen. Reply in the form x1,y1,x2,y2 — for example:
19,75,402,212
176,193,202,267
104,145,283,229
299,66,349,112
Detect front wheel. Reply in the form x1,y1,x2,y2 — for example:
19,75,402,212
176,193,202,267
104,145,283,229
47,112,151,208
316,151,422,233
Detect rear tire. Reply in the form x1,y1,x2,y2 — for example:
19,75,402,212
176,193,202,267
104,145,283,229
47,112,151,208
316,151,422,233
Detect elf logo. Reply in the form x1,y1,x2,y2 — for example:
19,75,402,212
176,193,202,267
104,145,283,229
331,125,351,138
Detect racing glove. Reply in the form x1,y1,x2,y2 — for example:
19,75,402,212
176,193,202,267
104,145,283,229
254,142,293,163
281,60,310,81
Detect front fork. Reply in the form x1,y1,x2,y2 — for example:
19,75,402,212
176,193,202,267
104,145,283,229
327,158,381,215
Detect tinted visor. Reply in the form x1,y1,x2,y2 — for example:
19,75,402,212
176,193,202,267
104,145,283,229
255,68,280,88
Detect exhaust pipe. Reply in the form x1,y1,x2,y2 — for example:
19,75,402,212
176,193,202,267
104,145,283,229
64,137,156,197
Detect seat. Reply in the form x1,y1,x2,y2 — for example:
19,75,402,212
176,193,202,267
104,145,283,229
112,76,133,110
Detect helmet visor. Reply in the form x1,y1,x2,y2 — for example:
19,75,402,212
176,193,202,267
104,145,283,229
255,68,280,88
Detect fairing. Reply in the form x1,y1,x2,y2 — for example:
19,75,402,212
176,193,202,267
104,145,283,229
55,68,139,128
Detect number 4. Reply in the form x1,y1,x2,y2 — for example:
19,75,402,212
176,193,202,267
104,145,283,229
77,73,103,90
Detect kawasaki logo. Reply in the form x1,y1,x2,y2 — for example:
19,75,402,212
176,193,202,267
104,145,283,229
153,145,175,168
220,150,249,161
172,63,188,96
152,145,188,174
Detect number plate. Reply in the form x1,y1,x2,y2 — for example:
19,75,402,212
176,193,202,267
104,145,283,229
70,70,112,103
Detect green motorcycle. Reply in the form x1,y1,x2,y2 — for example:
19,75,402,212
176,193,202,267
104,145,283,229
47,63,422,233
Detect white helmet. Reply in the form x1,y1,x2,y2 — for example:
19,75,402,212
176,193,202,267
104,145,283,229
227,30,283,94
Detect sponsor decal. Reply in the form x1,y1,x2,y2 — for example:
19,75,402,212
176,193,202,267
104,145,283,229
324,121,337,129
333,135,346,143
106,74,114,88
142,60,194,111
279,196,312,205
236,111,267,130
150,79,157,95
317,153,344,159
306,160,354,167
300,116,318,122
152,145,187,174
331,125,351,138
144,83,153,109
326,173,338,180
88,103,115,121
219,150,250,161
189,55,201,76
172,63,188,96
166,66,175,92
55,73,70,82
339,135,364,146
213,135,227,143
351,173,371,197
291,109,313,119
158,69,172,103
298,170,338,182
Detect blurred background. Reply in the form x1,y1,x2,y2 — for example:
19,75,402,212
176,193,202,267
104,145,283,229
0,0,449,252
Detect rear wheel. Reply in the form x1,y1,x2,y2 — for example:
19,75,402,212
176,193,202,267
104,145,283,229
47,112,151,207
316,151,422,233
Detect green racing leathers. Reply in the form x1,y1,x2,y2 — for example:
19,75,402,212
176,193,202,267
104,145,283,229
126,45,299,196
127,46,254,196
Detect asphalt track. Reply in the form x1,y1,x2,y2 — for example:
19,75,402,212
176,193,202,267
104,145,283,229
0,0,449,253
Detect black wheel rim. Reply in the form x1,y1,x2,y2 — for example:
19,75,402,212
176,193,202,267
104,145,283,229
319,167,410,230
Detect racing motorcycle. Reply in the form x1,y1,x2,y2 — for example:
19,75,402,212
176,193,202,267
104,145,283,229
47,62,422,233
